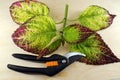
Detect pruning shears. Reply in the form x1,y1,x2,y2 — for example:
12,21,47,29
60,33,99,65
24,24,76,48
7,52,86,76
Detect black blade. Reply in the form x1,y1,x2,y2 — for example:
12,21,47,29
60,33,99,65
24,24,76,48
7,64,61,76
7,64,46,74
13,53,49,62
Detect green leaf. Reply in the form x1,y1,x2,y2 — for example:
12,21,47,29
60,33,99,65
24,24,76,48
78,5,115,31
10,0,49,25
12,15,62,57
69,33,120,65
63,24,94,43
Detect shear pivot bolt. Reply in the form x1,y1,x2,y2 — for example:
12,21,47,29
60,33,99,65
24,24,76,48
62,59,67,63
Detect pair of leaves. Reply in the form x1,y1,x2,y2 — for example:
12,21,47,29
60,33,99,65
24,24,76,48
10,0,119,65
11,0,61,58
62,6,119,64
63,24,120,65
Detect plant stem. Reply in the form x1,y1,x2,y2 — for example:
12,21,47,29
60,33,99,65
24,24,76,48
56,4,69,26
63,4,69,28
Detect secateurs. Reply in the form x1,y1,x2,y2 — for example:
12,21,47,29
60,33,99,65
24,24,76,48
7,52,86,76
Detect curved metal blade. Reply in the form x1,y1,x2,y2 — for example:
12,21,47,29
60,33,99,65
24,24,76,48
64,52,86,59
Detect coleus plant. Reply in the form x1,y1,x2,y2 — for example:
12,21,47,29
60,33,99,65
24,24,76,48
10,0,120,65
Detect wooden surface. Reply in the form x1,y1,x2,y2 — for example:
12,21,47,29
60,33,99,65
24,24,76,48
0,0,120,80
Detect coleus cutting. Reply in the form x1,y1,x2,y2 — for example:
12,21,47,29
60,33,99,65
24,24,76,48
10,0,120,65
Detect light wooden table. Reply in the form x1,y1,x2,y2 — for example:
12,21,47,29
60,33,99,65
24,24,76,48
0,0,120,80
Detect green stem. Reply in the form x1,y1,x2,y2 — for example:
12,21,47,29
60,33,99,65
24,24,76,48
56,4,69,26
63,4,69,28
